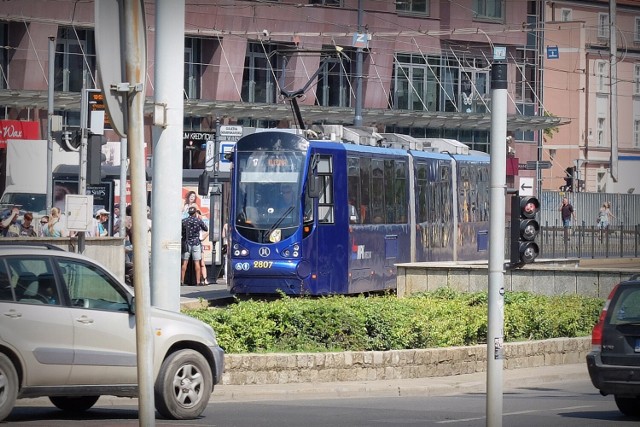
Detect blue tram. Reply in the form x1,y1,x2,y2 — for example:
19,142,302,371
227,131,490,295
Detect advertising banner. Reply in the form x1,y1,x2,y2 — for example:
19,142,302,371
0,120,41,148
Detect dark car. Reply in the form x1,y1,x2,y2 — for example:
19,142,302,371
587,274,640,417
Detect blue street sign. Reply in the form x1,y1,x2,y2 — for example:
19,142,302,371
547,46,559,59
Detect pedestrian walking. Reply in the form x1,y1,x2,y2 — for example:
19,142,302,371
597,201,615,241
559,197,576,242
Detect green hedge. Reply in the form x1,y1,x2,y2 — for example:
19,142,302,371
185,288,604,354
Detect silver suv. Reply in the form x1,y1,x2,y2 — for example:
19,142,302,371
0,243,224,421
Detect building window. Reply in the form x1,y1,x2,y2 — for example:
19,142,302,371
241,42,283,104
316,49,353,107
560,8,572,22
184,37,202,99
596,61,607,93
438,56,489,113
396,0,429,15
309,0,342,6
635,17,640,42
635,99,640,148
597,117,606,146
598,13,609,39
54,27,96,92
0,22,7,90
635,64,640,95
474,0,504,21
515,50,536,102
514,103,535,142
391,54,438,112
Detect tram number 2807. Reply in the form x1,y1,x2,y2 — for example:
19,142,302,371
253,261,274,269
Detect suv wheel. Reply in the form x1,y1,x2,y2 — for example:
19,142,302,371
49,396,100,412
614,395,640,417
154,349,212,420
0,353,18,421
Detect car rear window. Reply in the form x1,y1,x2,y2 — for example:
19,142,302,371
609,284,640,324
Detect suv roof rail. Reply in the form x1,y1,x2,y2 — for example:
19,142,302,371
0,241,65,251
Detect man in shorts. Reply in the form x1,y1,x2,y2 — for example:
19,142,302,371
180,206,209,285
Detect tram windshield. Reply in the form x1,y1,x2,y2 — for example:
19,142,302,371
234,149,306,243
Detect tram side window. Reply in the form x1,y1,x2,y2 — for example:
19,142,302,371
416,164,428,223
459,166,472,223
477,166,490,221
384,160,395,223
360,157,371,224
317,155,334,224
394,160,408,223
371,160,384,223
438,164,452,247
347,157,361,224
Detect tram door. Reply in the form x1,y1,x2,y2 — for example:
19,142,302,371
309,150,349,294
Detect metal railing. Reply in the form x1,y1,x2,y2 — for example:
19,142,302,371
537,224,639,259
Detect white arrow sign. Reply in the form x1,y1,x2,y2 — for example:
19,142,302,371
519,177,534,196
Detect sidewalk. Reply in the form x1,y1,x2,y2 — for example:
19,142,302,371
179,279,233,310
211,363,589,402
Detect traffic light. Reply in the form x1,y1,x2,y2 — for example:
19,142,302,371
198,171,210,196
510,195,540,265
87,135,106,185
563,167,574,192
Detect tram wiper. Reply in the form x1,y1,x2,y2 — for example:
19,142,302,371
264,205,294,242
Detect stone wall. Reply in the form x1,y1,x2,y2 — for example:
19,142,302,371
396,260,640,299
221,337,590,386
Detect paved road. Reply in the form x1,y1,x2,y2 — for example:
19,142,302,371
7,364,637,426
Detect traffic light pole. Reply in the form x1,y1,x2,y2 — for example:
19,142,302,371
487,59,507,427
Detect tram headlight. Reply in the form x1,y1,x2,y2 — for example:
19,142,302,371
281,242,301,259
232,243,250,257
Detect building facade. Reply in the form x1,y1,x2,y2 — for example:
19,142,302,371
543,0,640,194
6,0,624,197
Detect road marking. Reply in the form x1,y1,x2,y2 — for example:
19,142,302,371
436,405,594,424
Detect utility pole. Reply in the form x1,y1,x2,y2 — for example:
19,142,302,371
151,0,185,312
487,50,508,427
46,37,54,212
354,0,363,126
124,0,154,424
95,1,153,423
610,0,618,183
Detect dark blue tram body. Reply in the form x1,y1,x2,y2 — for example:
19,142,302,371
228,131,490,295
